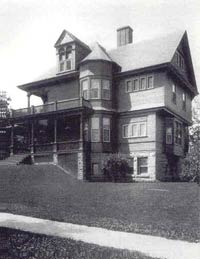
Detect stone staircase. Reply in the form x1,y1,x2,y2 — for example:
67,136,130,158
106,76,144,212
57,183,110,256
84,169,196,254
0,154,30,166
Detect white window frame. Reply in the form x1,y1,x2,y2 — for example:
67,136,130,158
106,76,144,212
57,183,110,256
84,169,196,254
147,75,154,89
122,124,129,138
102,80,111,100
132,78,139,91
103,117,110,142
125,80,132,93
122,120,147,138
81,79,89,100
91,117,100,142
137,157,148,175
90,79,101,99
140,77,147,90
182,92,186,110
172,84,177,104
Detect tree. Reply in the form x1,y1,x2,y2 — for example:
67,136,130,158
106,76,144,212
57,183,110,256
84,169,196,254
102,153,132,182
0,91,11,119
181,95,200,183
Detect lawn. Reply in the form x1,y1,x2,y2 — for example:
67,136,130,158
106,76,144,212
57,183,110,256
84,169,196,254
0,227,157,259
0,165,199,242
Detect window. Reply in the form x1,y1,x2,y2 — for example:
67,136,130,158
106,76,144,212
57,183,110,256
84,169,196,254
175,121,182,145
166,127,173,144
147,76,153,89
182,92,186,110
172,84,176,104
132,124,137,137
58,46,72,72
91,117,100,142
175,51,185,70
133,78,139,91
138,157,148,175
139,122,146,136
103,118,110,142
102,80,111,100
82,80,89,100
91,79,100,99
126,80,132,92
125,75,154,93
92,163,99,175
122,125,129,138
122,120,147,138
140,77,146,90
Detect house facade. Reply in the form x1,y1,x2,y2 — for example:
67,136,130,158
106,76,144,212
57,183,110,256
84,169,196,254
4,26,198,181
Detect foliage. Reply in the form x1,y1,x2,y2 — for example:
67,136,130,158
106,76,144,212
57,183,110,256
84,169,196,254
0,91,11,119
181,96,200,183
102,153,131,182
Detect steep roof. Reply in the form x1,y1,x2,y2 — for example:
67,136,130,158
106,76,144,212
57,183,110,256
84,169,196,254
19,30,196,91
108,30,185,72
54,29,90,50
81,42,113,63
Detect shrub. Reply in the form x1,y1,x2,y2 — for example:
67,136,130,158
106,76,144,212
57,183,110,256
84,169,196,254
102,154,131,182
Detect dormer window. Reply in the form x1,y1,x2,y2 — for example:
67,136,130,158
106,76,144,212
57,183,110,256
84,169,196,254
58,46,72,72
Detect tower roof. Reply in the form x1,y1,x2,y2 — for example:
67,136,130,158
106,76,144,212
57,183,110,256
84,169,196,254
81,42,113,63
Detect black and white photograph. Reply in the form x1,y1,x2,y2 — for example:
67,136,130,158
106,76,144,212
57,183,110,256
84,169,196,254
0,0,199,258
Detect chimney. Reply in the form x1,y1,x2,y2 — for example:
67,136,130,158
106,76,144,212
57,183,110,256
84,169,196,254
117,26,133,47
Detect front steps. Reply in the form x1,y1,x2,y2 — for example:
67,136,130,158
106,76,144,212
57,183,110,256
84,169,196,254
0,154,30,166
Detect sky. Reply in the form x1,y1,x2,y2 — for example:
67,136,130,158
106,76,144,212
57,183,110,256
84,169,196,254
0,0,200,108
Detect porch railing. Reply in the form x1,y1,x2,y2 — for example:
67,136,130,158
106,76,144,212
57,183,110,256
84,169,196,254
34,140,83,154
11,98,91,118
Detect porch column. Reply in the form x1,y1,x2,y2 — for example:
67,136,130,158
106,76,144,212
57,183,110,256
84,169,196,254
10,124,14,156
80,114,84,142
27,93,31,108
30,122,35,163
53,118,58,164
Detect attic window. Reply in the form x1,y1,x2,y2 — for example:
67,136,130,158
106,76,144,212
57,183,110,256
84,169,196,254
175,51,185,70
58,46,72,72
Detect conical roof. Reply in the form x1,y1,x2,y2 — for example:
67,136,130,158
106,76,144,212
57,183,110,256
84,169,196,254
81,42,113,63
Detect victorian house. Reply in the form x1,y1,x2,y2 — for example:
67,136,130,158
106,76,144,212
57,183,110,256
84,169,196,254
2,26,198,181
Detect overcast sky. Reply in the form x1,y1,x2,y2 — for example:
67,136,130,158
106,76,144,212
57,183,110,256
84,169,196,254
0,0,200,108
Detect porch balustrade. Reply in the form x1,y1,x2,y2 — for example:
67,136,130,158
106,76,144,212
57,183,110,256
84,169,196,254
34,140,83,154
11,98,91,118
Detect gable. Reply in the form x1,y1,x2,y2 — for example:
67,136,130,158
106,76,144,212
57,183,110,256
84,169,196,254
170,32,197,91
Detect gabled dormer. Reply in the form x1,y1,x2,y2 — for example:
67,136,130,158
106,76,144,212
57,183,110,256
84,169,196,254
54,30,90,74
171,31,197,92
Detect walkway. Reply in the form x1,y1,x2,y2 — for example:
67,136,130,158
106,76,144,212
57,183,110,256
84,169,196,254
0,213,199,259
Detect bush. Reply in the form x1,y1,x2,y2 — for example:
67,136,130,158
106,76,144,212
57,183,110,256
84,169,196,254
102,154,131,182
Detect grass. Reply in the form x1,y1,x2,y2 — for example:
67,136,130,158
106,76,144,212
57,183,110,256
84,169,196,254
0,165,199,242
0,227,158,259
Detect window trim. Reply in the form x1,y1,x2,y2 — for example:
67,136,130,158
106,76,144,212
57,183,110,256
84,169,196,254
174,120,183,145
125,75,154,93
122,120,147,139
172,84,177,104
139,77,147,90
137,157,148,175
102,79,111,100
90,79,101,99
103,117,111,142
91,117,100,142
182,92,186,111
125,80,133,93
81,79,89,100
